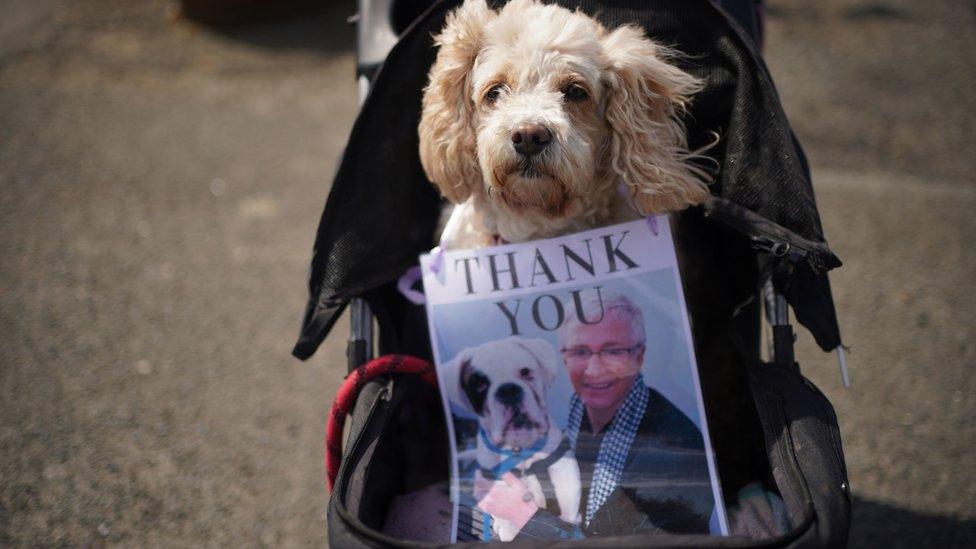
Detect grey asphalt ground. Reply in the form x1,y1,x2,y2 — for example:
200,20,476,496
0,0,973,546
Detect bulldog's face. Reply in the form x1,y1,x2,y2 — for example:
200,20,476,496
450,337,558,450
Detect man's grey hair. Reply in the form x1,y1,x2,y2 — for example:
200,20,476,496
558,289,646,349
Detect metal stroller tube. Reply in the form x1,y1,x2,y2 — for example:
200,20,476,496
763,278,794,367
347,0,396,372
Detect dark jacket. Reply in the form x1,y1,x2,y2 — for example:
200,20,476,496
518,387,716,540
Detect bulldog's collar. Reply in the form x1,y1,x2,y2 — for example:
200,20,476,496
478,428,576,482
478,428,547,479
479,427,546,456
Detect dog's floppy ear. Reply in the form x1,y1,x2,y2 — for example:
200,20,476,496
418,0,495,204
601,26,711,214
516,338,559,385
441,349,471,410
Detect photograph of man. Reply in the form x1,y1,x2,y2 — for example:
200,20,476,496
475,290,717,539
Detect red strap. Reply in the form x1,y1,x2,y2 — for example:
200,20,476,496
325,355,437,491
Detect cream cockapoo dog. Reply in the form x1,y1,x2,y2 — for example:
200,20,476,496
419,0,710,249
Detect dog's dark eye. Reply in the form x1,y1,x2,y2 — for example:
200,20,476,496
562,83,589,102
484,84,505,104
519,367,533,379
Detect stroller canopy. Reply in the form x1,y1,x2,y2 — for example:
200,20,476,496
293,0,842,360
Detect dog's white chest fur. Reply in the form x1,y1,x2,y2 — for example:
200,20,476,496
439,182,638,249
475,424,582,541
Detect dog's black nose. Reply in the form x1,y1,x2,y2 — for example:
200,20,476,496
511,124,552,157
495,383,523,406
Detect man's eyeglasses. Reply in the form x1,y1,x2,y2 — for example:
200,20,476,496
561,345,643,366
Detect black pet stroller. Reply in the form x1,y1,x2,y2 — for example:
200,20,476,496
293,0,852,546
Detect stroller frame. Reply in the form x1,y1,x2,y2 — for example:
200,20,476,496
303,1,853,546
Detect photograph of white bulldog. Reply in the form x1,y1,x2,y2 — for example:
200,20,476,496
442,337,582,541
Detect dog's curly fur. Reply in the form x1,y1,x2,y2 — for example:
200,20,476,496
419,0,710,248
